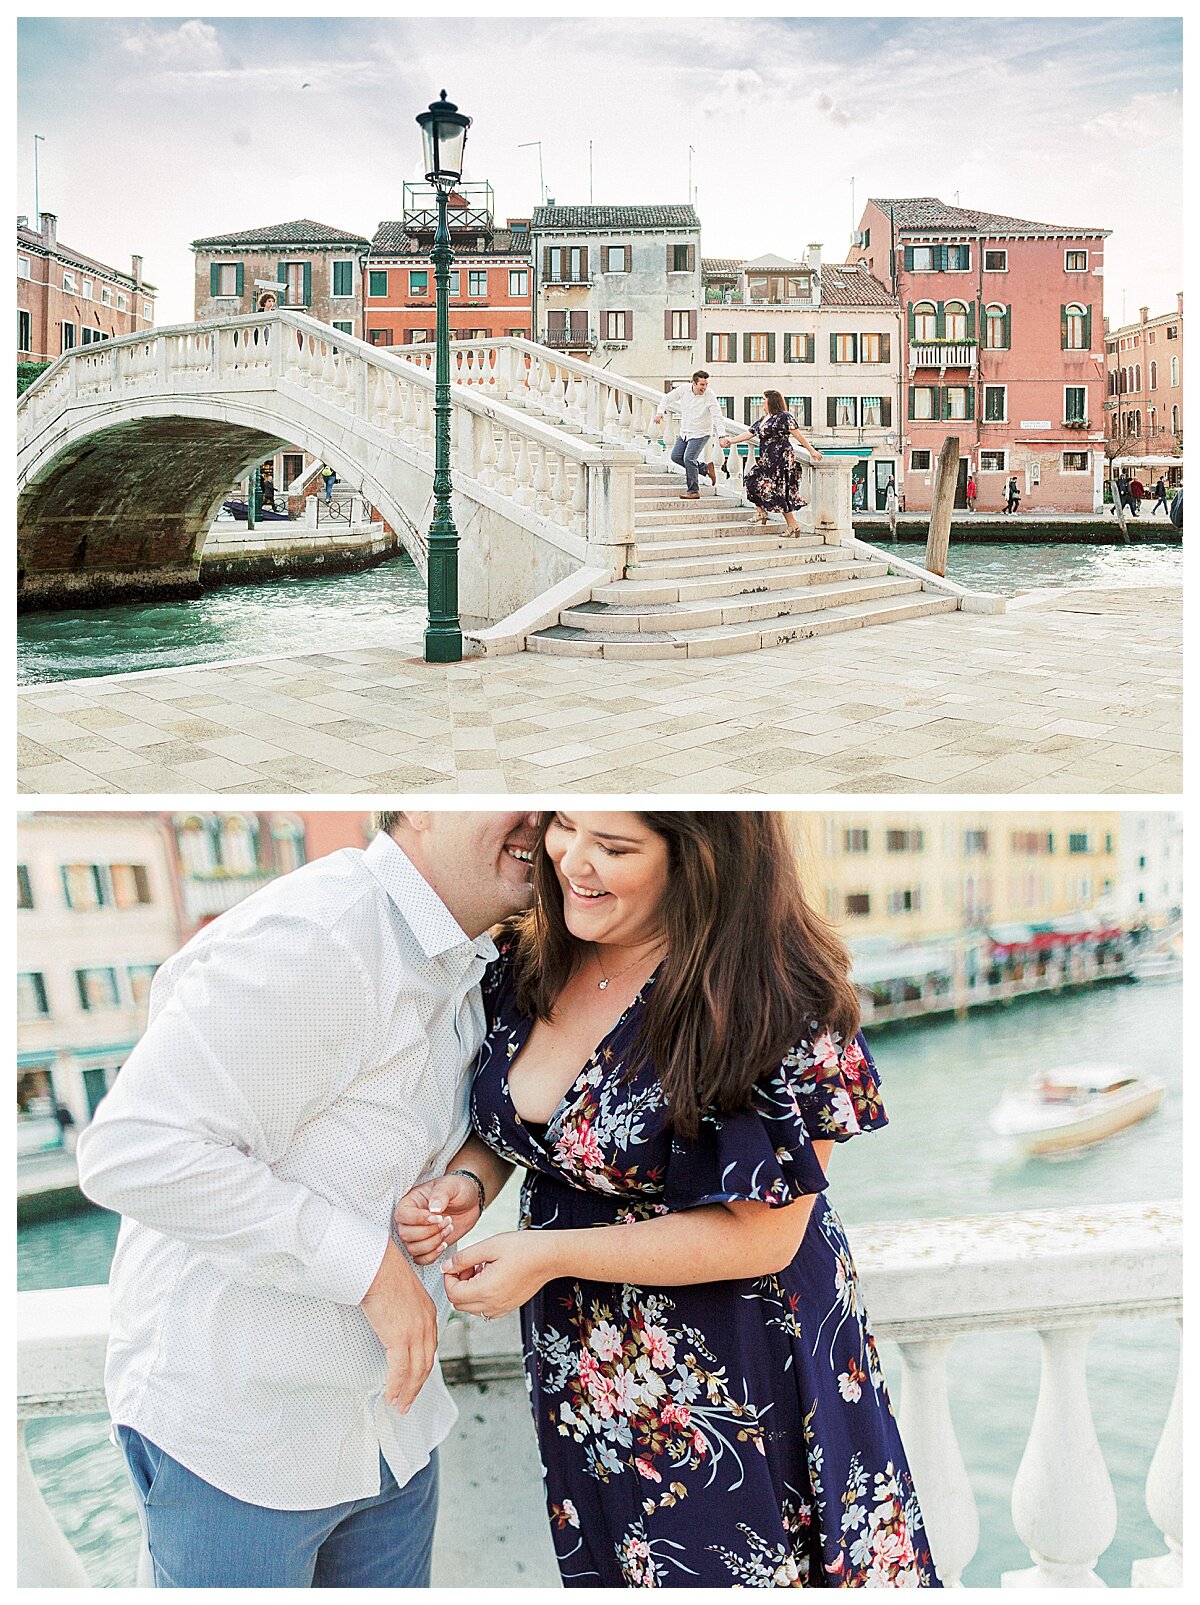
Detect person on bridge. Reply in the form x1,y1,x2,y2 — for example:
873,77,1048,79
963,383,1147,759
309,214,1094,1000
320,463,337,503
654,370,726,499
76,812,541,1588
1152,476,1170,517
722,391,823,534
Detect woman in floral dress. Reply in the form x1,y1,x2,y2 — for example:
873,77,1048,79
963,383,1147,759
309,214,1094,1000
396,813,940,1589
725,389,822,532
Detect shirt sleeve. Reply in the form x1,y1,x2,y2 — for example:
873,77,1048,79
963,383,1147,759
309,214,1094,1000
76,911,390,1308
658,384,685,413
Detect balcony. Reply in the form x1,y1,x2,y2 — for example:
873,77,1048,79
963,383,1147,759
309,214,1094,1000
540,327,595,351
541,275,593,291
909,340,978,372
16,1202,1181,1588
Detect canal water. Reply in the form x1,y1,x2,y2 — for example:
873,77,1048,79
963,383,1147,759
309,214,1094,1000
18,543,1182,684
21,979,1181,1587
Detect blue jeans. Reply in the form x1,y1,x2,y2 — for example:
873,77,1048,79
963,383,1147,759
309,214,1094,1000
670,434,708,493
117,1426,438,1588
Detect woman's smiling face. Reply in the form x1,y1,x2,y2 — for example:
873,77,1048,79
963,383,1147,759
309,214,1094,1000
543,812,670,949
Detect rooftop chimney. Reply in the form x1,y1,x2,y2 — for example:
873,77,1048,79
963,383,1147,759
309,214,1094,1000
1178,291,1184,315
40,211,57,246
132,253,143,286
806,242,822,266
1140,306,1149,324
17,213,28,228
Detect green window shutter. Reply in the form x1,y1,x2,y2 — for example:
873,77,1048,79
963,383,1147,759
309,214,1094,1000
303,263,312,306
935,301,946,338
880,396,892,428
827,396,838,427
278,262,288,285
1083,306,1092,348
907,303,915,340
851,333,859,363
1060,305,1068,349
235,263,244,297
1003,305,1011,349
934,245,946,272
908,385,916,420
706,332,714,362
966,301,976,341
210,263,220,296
783,336,793,364
965,387,975,420
742,332,752,364
904,245,914,271
767,332,776,363
805,333,815,362
880,332,891,363
830,332,838,363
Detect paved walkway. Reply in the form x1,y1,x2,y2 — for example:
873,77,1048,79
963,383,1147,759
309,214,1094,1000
17,585,1181,796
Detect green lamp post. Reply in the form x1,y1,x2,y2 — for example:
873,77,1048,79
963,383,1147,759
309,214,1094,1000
415,90,472,664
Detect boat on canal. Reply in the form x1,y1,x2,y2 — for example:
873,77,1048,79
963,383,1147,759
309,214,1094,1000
989,1066,1165,1156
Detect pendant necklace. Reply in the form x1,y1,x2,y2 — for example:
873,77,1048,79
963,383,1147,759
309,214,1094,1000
593,939,666,991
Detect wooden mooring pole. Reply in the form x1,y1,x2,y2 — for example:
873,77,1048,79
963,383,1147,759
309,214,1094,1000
924,434,959,576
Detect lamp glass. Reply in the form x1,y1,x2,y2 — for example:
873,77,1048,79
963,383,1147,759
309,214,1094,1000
417,94,470,185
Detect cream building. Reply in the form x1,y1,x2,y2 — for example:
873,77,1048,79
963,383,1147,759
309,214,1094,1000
17,813,183,1150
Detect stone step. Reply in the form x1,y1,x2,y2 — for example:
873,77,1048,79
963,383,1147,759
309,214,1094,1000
633,534,823,562
633,519,793,542
633,508,764,529
627,544,872,580
561,576,924,634
528,592,960,660
602,557,891,605
633,496,751,514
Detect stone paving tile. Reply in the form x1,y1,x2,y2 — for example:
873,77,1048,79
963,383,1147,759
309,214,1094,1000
17,587,1181,796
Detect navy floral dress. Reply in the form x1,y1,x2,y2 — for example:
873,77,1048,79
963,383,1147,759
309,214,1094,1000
470,945,941,1589
745,412,805,513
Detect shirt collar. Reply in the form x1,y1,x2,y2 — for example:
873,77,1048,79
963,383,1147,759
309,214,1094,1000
364,832,496,965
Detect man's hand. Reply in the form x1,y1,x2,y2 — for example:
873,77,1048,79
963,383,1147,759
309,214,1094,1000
718,436,729,448
360,1239,438,1414
394,1173,483,1265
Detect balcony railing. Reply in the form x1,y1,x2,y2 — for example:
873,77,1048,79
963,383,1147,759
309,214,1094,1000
539,328,596,351
909,341,978,371
541,275,593,290
16,1202,1181,1588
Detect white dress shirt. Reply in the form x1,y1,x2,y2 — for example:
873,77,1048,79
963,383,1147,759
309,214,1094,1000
657,382,725,439
76,832,497,1511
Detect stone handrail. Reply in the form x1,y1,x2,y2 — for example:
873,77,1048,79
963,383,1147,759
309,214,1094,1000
17,312,645,579
16,1202,1181,1588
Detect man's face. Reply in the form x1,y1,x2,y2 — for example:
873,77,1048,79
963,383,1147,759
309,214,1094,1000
403,812,539,936
692,377,708,394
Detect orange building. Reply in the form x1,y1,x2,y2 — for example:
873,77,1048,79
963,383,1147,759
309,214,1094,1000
365,182,532,349
1104,293,1183,468
18,211,155,363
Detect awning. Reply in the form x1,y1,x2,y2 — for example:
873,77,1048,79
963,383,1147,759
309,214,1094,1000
852,945,954,985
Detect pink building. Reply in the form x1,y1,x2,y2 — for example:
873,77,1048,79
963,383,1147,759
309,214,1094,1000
1104,293,1183,473
846,198,1110,512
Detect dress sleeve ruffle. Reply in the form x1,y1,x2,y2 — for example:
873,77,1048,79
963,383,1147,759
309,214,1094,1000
663,1028,888,1213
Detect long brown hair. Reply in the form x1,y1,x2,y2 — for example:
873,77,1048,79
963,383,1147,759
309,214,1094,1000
763,389,787,415
509,812,860,1139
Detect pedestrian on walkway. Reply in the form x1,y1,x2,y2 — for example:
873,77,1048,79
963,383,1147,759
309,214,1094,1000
1116,471,1132,517
885,473,899,539
965,472,977,514
654,371,725,499
1004,473,1021,514
319,464,337,504
1129,476,1145,518
1151,476,1170,517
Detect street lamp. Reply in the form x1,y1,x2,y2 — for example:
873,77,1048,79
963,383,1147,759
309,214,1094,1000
415,90,471,663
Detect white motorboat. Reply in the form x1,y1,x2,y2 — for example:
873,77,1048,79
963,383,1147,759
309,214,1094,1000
1131,950,1184,984
989,1065,1164,1156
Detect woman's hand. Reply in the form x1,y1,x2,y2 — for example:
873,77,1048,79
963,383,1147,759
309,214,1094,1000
443,1231,559,1319
394,1173,482,1265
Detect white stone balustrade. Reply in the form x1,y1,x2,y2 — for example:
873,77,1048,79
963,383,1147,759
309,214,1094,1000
17,1203,1180,1589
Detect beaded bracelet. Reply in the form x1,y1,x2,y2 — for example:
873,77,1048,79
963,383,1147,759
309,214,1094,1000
449,1167,487,1217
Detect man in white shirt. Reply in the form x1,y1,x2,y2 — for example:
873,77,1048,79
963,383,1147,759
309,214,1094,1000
76,811,539,1588
654,369,729,498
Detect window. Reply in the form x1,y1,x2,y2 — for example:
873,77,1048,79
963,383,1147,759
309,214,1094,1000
18,972,50,1021
63,271,77,293
943,301,968,342
984,304,1010,349
468,270,487,297
1149,361,1157,390
508,327,525,337
100,286,112,305
332,320,353,335
717,395,735,418
946,244,970,271
409,270,429,295
17,253,31,278
282,453,304,487
603,245,628,273
80,327,101,345
833,333,857,363
366,327,393,345
909,245,935,271
859,332,889,364
545,246,587,282
368,269,388,298
860,396,887,427
509,269,528,297
910,386,937,420
143,300,153,321
18,308,31,352
116,292,127,311
1062,451,1090,472
830,395,858,426
127,964,160,1005
82,277,93,300
706,331,733,362
911,449,932,470
110,864,151,907
1170,356,1179,386
963,829,989,856
62,863,105,908
913,302,938,341
1013,831,1053,855
888,889,922,914
669,309,693,340
1065,249,1088,272
441,269,457,296
747,332,771,362
1064,385,1087,423
604,309,629,341
1171,405,1180,434
18,865,33,908
271,817,306,875
786,396,813,427
1068,833,1091,854
76,968,121,1011
1063,303,1089,349
332,260,354,297
979,449,1006,472
845,893,871,917
983,385,1006,422
861,229,871,248
1167,324,1179,339
944,386,970,420
743,395,764,424
784,333,814,363
984,249,1008,272
844,828,870,853
61,322,76,351
886,829,925,853
669,242,694,272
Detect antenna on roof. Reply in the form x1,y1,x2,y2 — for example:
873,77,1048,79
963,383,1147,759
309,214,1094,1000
850,175,855,228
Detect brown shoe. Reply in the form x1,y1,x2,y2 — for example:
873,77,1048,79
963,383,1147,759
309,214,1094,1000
679,491,700,499
706,461,717,486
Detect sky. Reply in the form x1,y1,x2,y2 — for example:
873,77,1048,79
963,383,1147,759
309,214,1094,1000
17,12,1182,327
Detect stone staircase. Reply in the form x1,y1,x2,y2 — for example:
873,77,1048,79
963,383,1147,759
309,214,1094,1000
526,461,958,660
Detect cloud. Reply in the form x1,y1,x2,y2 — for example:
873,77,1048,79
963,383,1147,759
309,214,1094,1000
120,19,222,67
814,90,859,126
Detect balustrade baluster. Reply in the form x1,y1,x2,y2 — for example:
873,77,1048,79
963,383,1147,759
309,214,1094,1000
476,415,498,486
601,385,621,442
531,439,552,515
369,366,386,427
512,434,535,506
1003,1324,1117,1587
536,359,555,418
1131,1318,1182,1586
396,379,413,439
495,427,516,495
895,1336,979,1587
550,451,573,526
548,362,566,421
572,457,588,522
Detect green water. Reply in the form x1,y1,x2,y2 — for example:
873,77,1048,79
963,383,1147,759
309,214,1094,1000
895,539,1182,598
21,981,1181,1586
17,551,428,685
